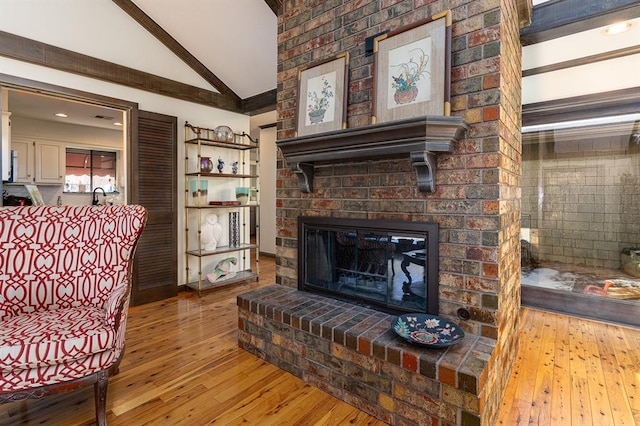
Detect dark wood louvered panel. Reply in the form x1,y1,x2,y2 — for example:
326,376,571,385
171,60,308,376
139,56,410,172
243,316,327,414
131,110,178,305
136,223,175,288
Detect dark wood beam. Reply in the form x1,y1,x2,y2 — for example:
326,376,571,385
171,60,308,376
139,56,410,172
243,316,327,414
264,0,282,15
0,31,241,112
242,89,277,115
520,0,640,45
523,44,640,77
112,0,241,105
0,73,139,111
522,86,640,127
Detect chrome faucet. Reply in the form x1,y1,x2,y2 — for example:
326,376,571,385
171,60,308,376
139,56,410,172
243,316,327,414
92,187,106,205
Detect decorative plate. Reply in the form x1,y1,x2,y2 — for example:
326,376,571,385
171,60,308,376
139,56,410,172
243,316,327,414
392,314,464,348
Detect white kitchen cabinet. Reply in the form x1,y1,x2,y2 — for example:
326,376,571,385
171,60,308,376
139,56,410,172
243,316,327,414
11,137,33,183
11,137,65,184
34,141,65,184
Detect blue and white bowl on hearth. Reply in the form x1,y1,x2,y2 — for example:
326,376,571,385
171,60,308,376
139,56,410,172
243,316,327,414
392,313,465,348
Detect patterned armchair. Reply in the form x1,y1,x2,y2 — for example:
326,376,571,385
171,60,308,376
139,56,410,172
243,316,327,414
0,205,147,425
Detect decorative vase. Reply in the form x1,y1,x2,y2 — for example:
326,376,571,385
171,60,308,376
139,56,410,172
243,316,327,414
235,187,250,205
200,156,213,173
199,180,208,205
229,212,240,247
308,109,326,124
217,157,224,173
394,86,419,105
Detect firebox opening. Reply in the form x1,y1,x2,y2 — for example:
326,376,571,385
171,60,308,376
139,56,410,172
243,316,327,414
298,216,439,315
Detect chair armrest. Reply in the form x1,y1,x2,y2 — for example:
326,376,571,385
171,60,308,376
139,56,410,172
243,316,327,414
103,282,130,330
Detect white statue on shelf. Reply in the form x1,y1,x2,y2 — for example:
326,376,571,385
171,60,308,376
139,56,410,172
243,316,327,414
201,213,222,251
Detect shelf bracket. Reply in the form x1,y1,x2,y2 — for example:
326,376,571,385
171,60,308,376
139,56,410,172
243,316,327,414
411,151,437,193
290,162,314,193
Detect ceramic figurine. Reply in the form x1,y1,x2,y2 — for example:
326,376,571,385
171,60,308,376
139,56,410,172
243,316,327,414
232,161,239,174
217,157,224,173
201,213,222,251
206,257,238,283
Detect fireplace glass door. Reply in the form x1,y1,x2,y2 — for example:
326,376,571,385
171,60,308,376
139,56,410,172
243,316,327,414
299,217,439,315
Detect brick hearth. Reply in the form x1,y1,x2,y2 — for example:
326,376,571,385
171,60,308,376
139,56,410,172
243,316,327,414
238,285,494,425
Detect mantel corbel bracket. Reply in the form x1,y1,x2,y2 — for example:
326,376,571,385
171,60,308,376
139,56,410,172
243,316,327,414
411,151,437,193
290,162,314,193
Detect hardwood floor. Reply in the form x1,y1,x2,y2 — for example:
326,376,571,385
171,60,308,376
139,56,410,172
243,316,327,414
1,256,639,425
497,308,640,425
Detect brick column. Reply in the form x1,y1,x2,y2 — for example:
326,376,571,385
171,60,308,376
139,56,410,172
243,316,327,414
274,1,523,423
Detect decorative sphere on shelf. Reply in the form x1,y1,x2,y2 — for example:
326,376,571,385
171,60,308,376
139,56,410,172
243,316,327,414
214,125,234,142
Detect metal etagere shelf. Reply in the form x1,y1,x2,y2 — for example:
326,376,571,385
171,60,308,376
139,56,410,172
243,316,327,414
184,122,260,295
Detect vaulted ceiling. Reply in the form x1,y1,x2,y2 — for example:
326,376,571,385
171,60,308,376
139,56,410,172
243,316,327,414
112,0,280,105
0,0,281,116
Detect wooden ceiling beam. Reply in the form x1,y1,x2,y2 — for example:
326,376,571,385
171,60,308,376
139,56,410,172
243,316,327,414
0,31,242,112
521,0,640,45
264,0,282,15
112,0,242,105
242,89,276,115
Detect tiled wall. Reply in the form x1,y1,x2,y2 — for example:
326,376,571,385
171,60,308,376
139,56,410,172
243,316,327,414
522,142,640,268
271,1,525,423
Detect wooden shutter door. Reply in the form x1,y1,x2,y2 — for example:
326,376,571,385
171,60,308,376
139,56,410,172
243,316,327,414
131,110,178,305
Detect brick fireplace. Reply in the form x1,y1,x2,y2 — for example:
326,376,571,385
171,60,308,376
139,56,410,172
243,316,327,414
238,1,526,424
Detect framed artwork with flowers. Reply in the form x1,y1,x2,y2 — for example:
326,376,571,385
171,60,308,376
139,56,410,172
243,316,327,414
296,52,349,137
372,11,451,124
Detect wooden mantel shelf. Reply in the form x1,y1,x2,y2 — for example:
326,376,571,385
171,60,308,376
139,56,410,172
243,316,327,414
276,115,468,193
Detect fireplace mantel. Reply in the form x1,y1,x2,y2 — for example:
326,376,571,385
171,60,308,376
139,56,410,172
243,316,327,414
276,115,468,193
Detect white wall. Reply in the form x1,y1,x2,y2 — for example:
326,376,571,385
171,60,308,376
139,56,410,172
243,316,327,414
250,110,277,256
258,126,277,255
11,116,123,148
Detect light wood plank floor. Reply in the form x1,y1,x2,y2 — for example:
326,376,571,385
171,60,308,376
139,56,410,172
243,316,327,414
1,256,639,425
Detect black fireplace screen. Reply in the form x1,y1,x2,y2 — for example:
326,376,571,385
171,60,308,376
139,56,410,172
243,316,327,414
298,217,439,315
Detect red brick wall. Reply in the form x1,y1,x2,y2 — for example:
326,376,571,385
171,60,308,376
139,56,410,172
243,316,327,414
275,1,522,423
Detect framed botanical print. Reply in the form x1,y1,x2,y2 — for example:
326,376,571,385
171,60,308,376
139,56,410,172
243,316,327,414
296,52,349,137
373,11,451,123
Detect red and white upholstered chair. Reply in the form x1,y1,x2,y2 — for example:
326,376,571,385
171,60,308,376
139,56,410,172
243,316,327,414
0,205,147,425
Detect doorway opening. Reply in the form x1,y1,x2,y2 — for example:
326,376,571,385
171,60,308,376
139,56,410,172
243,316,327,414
0,74,136,206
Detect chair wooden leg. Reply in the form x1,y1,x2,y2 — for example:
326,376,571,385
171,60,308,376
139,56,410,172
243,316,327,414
94,370,109,426
108,348,125,377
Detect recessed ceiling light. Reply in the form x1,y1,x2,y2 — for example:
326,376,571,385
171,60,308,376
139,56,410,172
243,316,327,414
603,21,633,35
113,122,122,126
54,112,68,118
